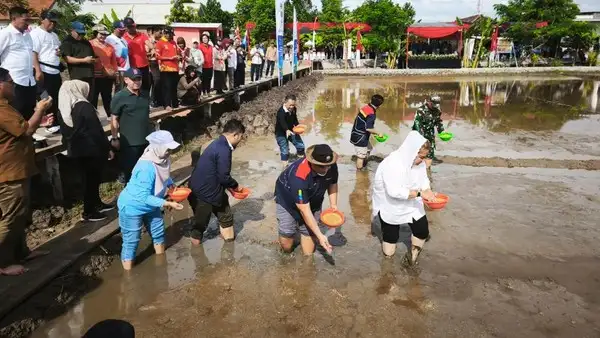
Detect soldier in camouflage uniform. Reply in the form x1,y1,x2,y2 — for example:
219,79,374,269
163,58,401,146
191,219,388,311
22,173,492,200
412,95,444,165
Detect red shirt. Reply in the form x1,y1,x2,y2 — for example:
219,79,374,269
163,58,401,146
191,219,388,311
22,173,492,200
124,31,149,68
156,38,179,72
199,43,213,69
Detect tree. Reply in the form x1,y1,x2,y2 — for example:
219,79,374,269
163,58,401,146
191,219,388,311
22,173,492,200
234,0,254,28
249,0,276,44
197,0,234,36
165,0,198,25
353,0,415,53
0,0,29,17
320,0,345,23
494,0,593,56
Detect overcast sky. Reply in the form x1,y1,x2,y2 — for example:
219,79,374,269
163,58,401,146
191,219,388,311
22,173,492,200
218,0,598,23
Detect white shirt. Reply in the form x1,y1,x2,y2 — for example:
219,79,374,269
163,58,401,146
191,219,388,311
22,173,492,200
30,26,61,75
227,47,237,69
106,34,130,71
0,24,35,86
372,162,430,225
250,47,264,65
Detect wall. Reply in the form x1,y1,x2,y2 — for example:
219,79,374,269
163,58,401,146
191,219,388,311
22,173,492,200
173,27,221,46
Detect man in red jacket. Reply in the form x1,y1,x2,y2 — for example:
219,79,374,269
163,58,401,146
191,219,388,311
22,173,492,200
123,17,150,92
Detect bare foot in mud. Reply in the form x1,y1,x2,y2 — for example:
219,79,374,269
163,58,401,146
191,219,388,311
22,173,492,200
0,265,28,276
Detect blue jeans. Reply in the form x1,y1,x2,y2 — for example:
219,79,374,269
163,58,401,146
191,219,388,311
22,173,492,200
276,134,305,161
119,208,165,261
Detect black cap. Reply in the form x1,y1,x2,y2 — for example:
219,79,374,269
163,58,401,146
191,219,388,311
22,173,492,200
41,10,60,22
163,27,174,35
123,17,135,27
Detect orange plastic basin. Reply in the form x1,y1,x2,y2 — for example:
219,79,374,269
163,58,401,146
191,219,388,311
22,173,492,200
320,209,345,228
292,125,307,134
168,187,191,202
228,187,251,200
423,193,449,210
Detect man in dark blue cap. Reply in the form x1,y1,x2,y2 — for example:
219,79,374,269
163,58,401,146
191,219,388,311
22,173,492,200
110,67,151,184
60,21,96,98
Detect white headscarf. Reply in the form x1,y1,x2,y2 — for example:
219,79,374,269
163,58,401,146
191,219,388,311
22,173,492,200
138,131,180,196
372,131,430,224
58,80,91,127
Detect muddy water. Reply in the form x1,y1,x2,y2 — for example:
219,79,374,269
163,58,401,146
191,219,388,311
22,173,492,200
31,76,600,338
299,76,600,160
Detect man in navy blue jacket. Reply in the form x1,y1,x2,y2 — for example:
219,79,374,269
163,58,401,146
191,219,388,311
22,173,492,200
188,119,245,244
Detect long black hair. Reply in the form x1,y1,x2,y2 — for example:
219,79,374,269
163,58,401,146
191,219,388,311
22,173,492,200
184,65,197,80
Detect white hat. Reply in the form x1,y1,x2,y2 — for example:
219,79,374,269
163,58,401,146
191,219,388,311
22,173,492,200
146,130,180,149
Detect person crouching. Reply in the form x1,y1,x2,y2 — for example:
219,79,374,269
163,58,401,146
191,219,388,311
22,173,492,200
117,130,183,270
274,144,338,255
371,131,438,266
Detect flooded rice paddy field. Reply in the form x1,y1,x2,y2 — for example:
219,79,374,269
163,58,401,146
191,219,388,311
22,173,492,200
33,76,600,337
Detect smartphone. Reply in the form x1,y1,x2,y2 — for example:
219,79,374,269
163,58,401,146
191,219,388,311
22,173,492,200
40,90,49,100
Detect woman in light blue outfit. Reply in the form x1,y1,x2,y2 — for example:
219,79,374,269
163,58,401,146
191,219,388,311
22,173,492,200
117,130,183,270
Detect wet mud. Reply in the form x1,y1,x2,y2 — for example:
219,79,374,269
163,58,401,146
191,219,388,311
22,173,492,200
21,74,600,337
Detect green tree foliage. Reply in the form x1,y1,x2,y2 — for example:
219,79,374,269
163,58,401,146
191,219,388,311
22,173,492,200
320,0,345,23
165,0,198,25
249,0,275,44
353,0,415,53
494,0,594,54
284,0,316,22
198,0,234,36
0,0,30,17
98,8,130,33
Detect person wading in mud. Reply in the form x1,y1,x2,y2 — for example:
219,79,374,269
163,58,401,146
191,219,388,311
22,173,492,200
274,144,339,255
188,119,246,244
412,95,444,168
275,94,305,167
371,131,437,266
350,94,385,170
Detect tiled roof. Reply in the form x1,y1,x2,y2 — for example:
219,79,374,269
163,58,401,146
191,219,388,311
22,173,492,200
0,0,56,20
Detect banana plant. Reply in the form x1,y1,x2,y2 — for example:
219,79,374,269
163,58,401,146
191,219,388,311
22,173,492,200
471,16,494,68
99,8,132,30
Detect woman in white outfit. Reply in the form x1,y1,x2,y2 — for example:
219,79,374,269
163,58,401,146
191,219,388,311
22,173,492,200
372,131,437,265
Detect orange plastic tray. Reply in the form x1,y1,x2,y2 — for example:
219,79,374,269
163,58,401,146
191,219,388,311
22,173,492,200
228,187,251,200
320,208,345,228
292,124,306,134
423,193,449,210
168,187,191,202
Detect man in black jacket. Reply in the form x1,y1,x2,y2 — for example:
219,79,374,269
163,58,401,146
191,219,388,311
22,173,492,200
188,119,245,244
275,94,305,167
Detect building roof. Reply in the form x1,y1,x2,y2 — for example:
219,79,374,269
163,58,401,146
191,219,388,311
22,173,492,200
0,0,56,21
78,1,204,26
460,14,482,24
170,22,222,29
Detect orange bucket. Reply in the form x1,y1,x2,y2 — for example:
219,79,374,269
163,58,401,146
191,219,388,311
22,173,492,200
320,208,345,228
423,193,449,210
292,124,306,134
168,187,191,202
228,187,251,200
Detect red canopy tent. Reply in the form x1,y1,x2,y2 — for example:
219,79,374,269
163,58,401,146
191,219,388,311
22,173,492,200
405,22,470,66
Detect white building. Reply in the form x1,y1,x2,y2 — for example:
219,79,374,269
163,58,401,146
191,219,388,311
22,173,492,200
79,0,205,28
